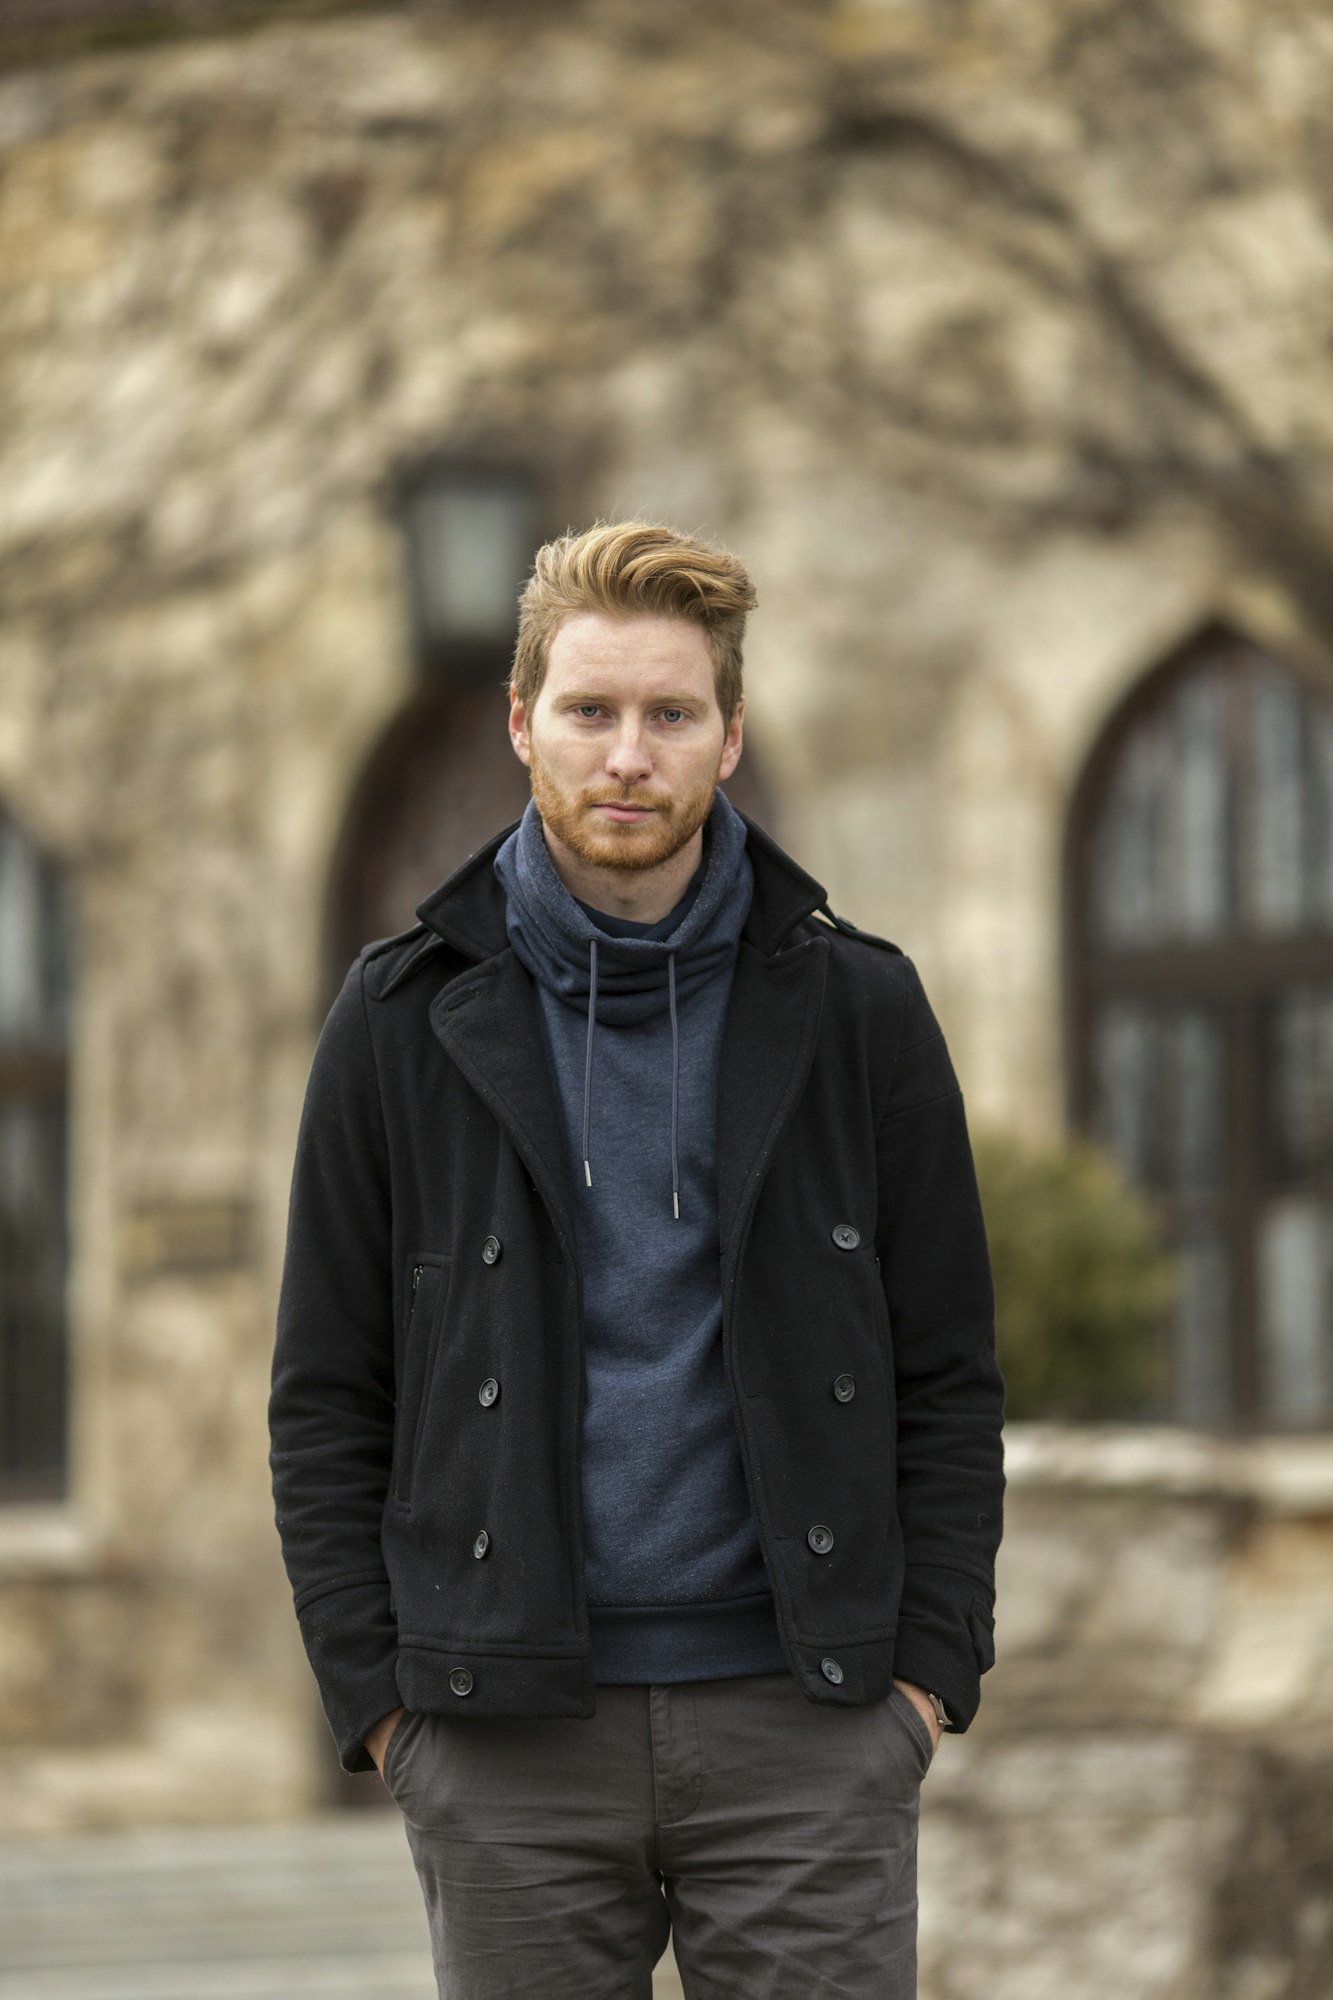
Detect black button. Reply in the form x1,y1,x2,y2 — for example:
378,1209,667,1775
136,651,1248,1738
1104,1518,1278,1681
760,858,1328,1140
472,1530,490,1559
448,1668,474,1697
820,1657,844,1685
832,1224,860,1251
807,1523,835,1556
478,1377,500,1407
481,1235,502,1266
833,1374,856,1402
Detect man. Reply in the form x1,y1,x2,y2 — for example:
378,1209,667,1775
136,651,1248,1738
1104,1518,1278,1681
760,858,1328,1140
270,520,1004,1999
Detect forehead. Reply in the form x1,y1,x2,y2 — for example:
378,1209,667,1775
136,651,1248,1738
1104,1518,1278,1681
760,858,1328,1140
543,612,714,691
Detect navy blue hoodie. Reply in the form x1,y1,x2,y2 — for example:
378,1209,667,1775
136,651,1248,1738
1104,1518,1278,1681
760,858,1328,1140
494,792,788,1681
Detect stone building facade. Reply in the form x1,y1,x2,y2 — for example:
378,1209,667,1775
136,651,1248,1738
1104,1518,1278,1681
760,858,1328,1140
1,2,1332,1992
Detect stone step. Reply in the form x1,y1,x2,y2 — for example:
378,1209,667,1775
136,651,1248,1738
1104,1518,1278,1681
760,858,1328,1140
0,1817,684,2000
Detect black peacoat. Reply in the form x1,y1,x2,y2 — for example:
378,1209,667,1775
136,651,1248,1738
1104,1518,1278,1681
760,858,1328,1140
269,812,1005,1773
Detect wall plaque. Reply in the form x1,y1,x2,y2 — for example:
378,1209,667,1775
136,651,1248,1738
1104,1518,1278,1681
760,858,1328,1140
123,1197,255,1278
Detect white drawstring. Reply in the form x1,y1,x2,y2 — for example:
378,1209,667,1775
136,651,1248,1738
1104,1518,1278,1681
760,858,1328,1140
582,937,598,1188
668,951,680,1221
579,936,681,1217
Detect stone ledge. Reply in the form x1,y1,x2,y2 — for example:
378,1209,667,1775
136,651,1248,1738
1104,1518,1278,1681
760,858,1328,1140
0,1506,106,1579
1003,1422,1333,1514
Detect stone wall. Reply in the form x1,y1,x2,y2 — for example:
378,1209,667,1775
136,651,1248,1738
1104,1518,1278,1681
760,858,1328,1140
920,1430,1333,2000
0,0,1332,1934
3,3,1332,1126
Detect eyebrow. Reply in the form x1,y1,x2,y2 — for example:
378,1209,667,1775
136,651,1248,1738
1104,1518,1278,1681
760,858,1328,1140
556,690,702,705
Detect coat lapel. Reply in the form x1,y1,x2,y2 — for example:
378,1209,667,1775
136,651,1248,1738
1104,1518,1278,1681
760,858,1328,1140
716,933,829,1259
419,803,833,1269
429,951,580,1262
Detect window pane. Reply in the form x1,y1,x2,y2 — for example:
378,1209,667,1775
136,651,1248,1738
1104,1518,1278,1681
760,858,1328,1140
1174,671,1231,939
1093,734,1161,948
1256,1195,1332,1426
1168,1009,1225,1197
1311,707,1333,927
1091,667,1231,948
0,1101,68,1490
1175,1229,1233,1425
0,809,71,1498
1248,662,1308,933
1092,1001,1233,1419
0,815,69,1044
1092,1000,1224,1196
1092,1000,1153,1182
1267,985,1333,1183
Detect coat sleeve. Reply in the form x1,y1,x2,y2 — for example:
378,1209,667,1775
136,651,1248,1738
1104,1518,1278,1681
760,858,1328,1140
875,956,1004,1731
269,954,402,1773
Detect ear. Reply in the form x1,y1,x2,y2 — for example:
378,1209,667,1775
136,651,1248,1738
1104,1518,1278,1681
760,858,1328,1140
508,689,533,768
718,697,745,783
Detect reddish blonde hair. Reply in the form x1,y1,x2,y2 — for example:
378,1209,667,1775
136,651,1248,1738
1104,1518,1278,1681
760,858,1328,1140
510,520,756,720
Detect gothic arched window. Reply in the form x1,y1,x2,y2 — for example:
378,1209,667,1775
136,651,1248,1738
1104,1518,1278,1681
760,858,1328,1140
0,807,72,1498
1067,627,1333,1430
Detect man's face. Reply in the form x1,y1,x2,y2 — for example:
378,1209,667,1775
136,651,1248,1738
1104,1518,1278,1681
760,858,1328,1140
508,612,744,874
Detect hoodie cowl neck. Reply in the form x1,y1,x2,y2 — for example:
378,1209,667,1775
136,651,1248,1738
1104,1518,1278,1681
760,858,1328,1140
494,791,754,1026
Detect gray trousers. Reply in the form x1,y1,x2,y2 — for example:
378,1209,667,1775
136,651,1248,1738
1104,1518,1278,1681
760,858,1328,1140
381,1670,934,1999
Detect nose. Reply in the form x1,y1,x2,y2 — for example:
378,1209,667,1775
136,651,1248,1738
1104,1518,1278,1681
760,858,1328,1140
604,717,653,786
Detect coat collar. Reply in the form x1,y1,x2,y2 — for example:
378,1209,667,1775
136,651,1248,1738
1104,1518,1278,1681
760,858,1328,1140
413,806,829,963
417,806,832,1263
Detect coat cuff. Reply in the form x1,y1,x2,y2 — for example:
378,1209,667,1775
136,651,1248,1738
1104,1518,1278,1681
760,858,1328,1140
892,1565,996,1734
295,1576,402,1773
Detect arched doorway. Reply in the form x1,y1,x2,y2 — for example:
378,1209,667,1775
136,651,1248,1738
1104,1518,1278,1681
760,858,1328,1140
1065,625,1333,1430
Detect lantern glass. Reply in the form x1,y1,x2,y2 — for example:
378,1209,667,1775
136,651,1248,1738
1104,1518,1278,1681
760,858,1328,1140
407,474,533,653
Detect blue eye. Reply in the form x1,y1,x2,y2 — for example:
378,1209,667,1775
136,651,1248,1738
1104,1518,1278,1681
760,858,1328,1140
576,704,601,718
661,709,685,724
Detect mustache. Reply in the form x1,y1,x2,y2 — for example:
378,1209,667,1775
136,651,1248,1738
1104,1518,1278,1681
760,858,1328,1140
581,789,669,810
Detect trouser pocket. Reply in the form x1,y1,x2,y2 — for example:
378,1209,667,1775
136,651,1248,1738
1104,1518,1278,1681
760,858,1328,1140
381,1709,427,1802
887,1685,935,1775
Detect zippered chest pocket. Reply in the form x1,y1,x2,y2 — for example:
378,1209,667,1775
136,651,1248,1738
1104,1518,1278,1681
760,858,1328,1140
393,1254,450,1506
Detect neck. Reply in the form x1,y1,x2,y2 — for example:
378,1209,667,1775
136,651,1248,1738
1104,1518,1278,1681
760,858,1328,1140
539,823,706,924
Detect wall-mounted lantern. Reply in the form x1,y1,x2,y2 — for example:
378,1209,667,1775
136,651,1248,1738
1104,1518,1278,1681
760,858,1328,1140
398,461,538,683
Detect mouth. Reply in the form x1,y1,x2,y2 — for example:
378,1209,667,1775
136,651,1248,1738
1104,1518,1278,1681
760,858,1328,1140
591,803,658,823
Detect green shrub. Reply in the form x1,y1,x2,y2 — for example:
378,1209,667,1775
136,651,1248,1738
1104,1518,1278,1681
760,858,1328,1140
971,1130,1179,1422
